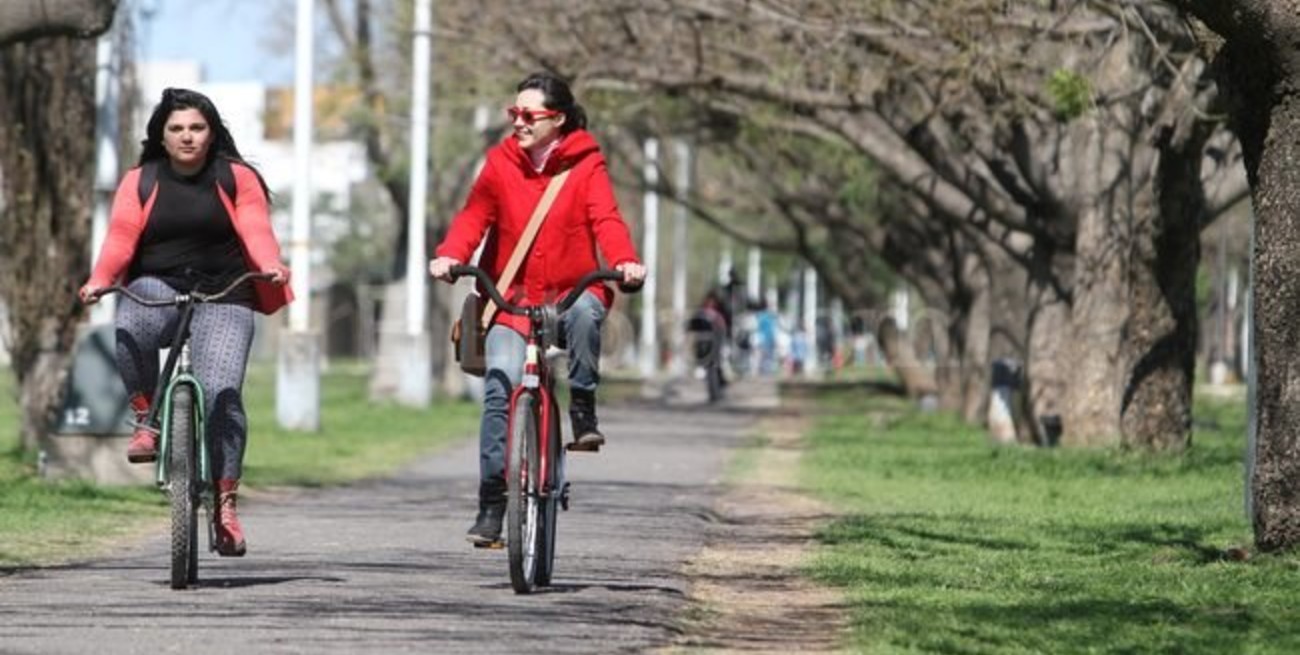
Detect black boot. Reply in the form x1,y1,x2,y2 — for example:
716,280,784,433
467,481,506,547
569,388,605,452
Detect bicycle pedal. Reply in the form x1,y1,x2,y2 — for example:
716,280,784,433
565,443,601,453
472,539,505,550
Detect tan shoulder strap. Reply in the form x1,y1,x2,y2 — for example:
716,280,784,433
480,169,572,327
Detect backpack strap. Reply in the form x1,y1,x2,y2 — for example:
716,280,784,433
136,160,159,207
214,158,237,203
136,158,239,207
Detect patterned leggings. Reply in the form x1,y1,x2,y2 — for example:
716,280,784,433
114,277,255,480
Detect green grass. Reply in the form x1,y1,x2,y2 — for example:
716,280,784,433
803,390,1300,654
0,363,478,567
239,363,479,487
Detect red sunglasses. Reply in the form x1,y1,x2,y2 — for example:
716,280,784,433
506,106,563,125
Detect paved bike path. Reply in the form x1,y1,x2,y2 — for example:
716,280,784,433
0,381,773,654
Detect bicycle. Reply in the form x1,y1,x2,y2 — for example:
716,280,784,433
686,310,727,404
90,271,273,590
449,265,639,594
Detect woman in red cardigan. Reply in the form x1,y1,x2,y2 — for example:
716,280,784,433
430,73,647,547
79,88,292,557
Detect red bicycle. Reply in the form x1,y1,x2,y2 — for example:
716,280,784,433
449,265,639,593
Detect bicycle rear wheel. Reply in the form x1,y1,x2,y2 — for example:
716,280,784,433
536,401,563,586
507,394,542,594
167,384,199,590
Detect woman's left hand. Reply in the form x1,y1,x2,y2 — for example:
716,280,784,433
263,265,291,286
615,262,647,286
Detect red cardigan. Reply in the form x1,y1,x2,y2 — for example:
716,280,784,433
87,161,293,315
436,129,641,334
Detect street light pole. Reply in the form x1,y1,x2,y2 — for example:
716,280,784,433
396,0,433,407
276,0,321,431
639,138,660,378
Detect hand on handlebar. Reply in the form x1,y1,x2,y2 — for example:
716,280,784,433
262,265,291,286
615,261,647,291
78,283,105,305
428,256,462,283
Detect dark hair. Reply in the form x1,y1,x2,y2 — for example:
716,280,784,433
138,87,270,198
517,72,587,135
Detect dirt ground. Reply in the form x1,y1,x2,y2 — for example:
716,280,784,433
667,413,850,653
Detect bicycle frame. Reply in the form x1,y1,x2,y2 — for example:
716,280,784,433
505,322,562,499
147,298,213,488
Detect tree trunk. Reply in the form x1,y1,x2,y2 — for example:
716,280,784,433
1062,203,1127,446
876,317,938,402
1118,123,1209,451
0,0,116,46
1232,17,1300,553
0,37,98,450
959,261,992,424
1023,270,1069,446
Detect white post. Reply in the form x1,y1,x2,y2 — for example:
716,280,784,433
90,35,119,325
746,247,761,307
718,241,733,285
288,0,314,335
396,0,433,407
670,140,690,375
277,0,321,431
802,266,819,377
639,138,660,378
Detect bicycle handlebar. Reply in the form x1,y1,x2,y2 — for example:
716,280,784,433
448,265,640,316
92,271,276,307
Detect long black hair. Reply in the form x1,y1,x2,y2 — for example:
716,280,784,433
139,87,270,198
517,72,587,135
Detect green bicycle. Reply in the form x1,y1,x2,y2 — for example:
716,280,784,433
92,271,271,590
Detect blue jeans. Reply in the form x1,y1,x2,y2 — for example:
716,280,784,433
478,291,606,485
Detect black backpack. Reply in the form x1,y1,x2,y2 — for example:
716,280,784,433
137,158,237,206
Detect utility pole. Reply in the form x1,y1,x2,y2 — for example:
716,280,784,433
277,0,320,431
803,266,819,377
397,0,433,407
670,140,690,375
90,33,119,325
639,138,660,378
746,247,761,306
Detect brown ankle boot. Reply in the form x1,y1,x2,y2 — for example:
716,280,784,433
214,479,247,557
125,393,159,464
568,389,605,452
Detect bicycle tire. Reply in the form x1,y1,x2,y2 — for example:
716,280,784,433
536,400,563,586
168,384,199,590
507,394,542,594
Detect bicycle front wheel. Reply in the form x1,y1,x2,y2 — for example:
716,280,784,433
167,384,199,590
536,399,563,587
507,393,542,594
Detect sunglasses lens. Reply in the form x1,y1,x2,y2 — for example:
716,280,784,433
507,107,534,124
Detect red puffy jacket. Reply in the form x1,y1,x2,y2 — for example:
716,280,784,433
436,129,641,334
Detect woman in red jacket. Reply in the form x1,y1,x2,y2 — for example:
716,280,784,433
430,73,647,547
79,88,292,557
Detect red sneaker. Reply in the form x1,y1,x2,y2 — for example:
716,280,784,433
125,393,158,463
213,479,247,557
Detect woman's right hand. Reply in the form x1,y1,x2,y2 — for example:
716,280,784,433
78,283,104,305
428,256,462,283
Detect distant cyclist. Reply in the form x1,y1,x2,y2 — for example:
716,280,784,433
429,72,646,546
79,88,292,557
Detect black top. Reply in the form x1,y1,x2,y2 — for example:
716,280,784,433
128,159,253,306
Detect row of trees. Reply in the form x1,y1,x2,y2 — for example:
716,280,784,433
433,0,1297,546
2,0,1298,550
439,0,1245,450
